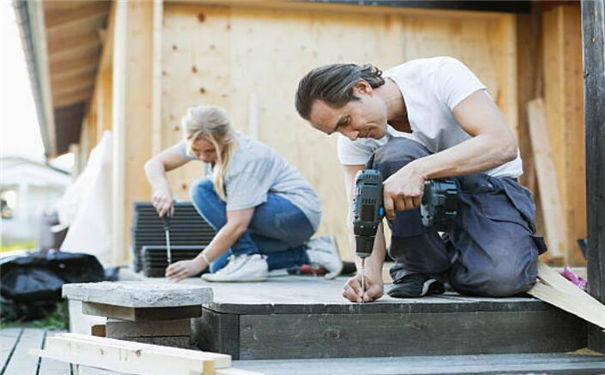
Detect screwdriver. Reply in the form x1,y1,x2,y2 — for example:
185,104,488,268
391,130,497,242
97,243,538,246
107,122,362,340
161,210,172,265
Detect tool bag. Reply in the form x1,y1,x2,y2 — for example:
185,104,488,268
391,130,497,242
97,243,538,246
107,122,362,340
0,250,105,320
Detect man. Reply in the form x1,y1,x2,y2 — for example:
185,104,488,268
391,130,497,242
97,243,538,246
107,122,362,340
295,57,546,303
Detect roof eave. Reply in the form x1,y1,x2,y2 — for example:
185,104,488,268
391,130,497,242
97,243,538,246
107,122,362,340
13,0,56,159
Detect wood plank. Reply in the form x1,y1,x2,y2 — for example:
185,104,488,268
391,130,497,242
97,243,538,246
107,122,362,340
39,330,73,375
48,40,101,64
82,302,202,322
32,337,217,375
111,0,154,266
52,80,95,97
49,55,99,75
237,310,585,359
53,86,93,107
0,328,22,370
528,282,605,330
62,333,230,367
542,4,586,266
4,328,45,374
51,69,97,89
47,32,100,53
45,2,108,29
582,0,605,354
527,98,566,259
233,353,605,375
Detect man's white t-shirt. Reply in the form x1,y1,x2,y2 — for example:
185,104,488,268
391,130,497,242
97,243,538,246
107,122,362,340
337,56,523,178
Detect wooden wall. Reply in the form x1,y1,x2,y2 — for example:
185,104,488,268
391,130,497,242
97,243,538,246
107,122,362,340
541,3,586,266
75,1,586,266
157,3,517,260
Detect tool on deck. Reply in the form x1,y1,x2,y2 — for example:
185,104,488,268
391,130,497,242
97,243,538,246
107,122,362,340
352,169,458,300
161,211,172,265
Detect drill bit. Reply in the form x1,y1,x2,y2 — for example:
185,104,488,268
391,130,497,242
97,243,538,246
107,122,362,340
360,258,366,303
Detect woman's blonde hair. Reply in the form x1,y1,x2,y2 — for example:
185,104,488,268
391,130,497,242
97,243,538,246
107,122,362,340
182,105,237,200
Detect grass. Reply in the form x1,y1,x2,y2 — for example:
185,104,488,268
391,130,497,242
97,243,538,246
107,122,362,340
0,239,36,253
1,300,69,331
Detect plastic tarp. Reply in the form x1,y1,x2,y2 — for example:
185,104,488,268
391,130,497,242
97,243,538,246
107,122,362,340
55,131,113,265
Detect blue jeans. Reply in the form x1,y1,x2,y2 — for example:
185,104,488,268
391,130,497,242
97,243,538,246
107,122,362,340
190,179,313,272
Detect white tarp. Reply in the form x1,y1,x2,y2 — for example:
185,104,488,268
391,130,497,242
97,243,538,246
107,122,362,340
55,131,113,266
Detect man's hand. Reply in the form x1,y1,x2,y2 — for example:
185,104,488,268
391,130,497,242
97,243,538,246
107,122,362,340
152,189,174,217
382,163,425,219
165,259,205,282
343,272,384,303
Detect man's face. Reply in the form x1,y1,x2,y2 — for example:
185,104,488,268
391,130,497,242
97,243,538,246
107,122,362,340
308,82,387,141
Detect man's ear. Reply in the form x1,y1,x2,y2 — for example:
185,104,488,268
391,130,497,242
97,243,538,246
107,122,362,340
353,80,372,96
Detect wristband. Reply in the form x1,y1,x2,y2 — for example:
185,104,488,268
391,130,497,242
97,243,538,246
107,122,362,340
200,252,211,267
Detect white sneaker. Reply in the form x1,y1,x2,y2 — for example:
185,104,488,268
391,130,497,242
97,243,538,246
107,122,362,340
202,254,269,282
306,236,343,280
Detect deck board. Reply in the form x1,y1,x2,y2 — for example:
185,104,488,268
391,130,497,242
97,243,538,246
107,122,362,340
0,328,22,371
3,328,44,374
234,353,605,374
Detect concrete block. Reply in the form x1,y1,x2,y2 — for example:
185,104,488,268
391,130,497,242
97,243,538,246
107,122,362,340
63,281,213,308
106,318,191,338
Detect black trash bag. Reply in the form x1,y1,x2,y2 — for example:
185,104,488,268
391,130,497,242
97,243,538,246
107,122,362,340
0,250,105,320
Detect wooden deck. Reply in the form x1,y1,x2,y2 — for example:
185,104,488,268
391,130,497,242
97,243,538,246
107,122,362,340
1,328,72,375
2,327,605,375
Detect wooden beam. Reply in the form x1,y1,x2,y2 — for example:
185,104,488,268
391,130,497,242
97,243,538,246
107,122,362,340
48,39,101,64
527,262,605,330
47,32,100,55
527,99,566,260
51,70,97,90
49,55,98,75
151,0,163,155
52,80,95,97
52,87,92,108
582,0,605,354
31,334,220,375
112,1,154,266
50,63,97,82
45,2,108,29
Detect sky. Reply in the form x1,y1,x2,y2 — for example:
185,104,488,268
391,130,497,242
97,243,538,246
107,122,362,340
0,1,73,170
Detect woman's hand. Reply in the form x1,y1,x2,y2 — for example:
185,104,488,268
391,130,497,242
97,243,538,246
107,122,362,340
165,259,206,282
152,189,174,217
342,272,384,303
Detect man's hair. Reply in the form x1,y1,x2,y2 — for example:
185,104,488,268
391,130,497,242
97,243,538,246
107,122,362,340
295,63,385,120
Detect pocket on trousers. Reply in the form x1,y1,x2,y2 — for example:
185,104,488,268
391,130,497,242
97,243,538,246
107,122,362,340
478,192,531,232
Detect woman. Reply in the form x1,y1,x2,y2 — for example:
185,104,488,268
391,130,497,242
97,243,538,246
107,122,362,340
144,105,342,282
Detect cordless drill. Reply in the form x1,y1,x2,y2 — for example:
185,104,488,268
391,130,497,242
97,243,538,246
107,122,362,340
352,169,458,289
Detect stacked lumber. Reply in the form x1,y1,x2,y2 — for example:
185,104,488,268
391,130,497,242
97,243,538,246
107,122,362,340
30,333,261,375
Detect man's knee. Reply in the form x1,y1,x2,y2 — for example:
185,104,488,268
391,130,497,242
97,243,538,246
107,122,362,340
450,258,537,297
371,138,431,178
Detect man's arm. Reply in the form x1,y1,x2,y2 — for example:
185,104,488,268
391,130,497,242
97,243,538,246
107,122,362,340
342,164,386,303
382,90,517,218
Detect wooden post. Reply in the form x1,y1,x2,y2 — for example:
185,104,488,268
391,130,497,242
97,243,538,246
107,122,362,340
582,0,605,353
112,0,154,266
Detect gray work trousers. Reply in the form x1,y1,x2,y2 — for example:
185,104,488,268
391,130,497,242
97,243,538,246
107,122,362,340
370,138,545,297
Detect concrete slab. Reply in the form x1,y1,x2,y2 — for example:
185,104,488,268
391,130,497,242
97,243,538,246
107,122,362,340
63,281,213,308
